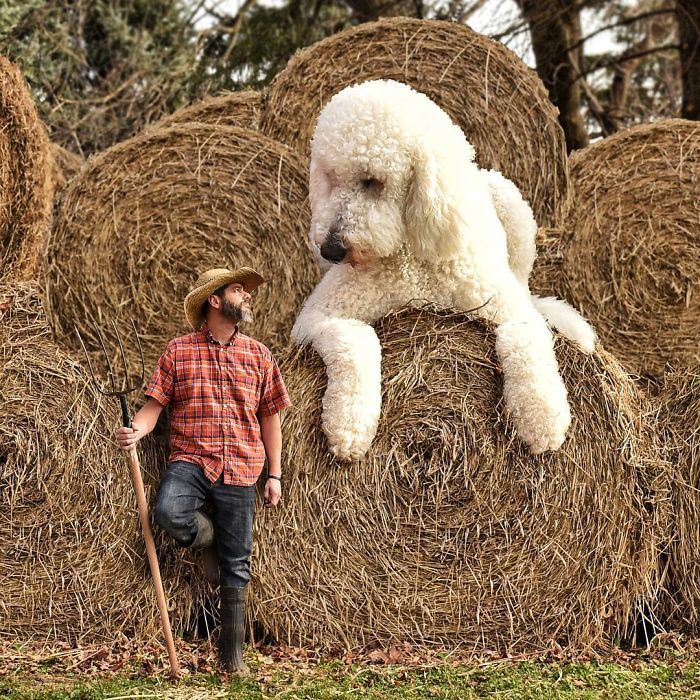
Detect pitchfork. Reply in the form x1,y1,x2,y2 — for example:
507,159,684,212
75,320,180,680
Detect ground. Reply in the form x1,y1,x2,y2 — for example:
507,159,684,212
1,636,700,699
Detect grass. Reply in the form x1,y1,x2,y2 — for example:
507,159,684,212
1,658,700,699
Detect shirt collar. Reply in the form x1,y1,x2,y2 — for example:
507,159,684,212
200,322,238,347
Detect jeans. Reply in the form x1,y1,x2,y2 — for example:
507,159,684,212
154,460,256,588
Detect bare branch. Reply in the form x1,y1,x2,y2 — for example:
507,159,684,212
569,43,681,86
491,19,530,42
566,7,676,55
461,0,489,21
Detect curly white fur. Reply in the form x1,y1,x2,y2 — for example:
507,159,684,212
292,79,596,460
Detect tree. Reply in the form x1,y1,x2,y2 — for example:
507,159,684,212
0,0,197,154
501,0,688,150
677,0,700,119
513,0,591,151
190,0,352,92
187,0,490,91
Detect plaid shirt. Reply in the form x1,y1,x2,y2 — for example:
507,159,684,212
145,326,291,486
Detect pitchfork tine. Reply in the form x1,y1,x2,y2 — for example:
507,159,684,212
129,318,145,390
113,320,130,393
94,321,118,394
74,325,106,395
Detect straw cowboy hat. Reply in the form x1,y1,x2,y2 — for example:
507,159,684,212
184,267,265,329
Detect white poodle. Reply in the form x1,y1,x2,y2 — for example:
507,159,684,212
292,79,596,461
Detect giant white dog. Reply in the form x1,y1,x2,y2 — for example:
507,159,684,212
292,79,596,461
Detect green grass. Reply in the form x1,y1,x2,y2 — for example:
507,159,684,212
1,659,700,699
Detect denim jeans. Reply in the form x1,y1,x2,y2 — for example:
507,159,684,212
154,460,256,588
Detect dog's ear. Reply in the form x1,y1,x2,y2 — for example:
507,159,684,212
308,157,330,214
307,157,333,272
404,138,478,261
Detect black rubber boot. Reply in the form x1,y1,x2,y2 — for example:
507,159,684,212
218,586,249,674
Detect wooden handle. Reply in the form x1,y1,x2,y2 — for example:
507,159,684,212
126,448,180,679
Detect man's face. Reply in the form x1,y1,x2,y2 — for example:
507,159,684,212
219,283,253,324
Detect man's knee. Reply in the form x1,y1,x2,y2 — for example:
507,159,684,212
154,496,196,546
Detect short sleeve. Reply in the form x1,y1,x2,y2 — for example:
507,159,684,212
257,356,292,417
145,342,176,407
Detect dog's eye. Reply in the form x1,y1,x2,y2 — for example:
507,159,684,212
360,177,384,195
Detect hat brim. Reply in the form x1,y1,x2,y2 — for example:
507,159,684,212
184,267,265,329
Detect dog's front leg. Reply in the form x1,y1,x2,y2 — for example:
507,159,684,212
466,275,571,454
291,267,389,460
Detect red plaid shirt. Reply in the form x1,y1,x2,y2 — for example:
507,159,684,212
145,326,291,486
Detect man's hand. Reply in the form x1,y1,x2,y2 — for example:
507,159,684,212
263,478,282,508
115,422,148,452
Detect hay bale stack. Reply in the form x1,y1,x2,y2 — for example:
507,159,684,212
46,123,317,373
260,17,567,228
658,367,700,634
50,143,84,193
155,90,261,130
0,284,206,643
0,57,54,282
529,227,571,301
251,307,667,652
538,120,700,379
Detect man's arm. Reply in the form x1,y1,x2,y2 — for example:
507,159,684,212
260,412,282,507
115,397,164,451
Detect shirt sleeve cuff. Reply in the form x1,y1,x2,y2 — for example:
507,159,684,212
145,387,171,407
258,397,292,417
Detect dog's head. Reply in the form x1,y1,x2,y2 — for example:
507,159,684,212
308,79,480,267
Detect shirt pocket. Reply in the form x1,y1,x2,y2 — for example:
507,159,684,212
230,366,263,410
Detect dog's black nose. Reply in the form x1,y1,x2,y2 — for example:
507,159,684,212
320,233,347,263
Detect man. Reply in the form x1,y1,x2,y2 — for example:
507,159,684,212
116,266,291,674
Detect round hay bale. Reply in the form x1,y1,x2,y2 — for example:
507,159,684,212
0,57,54,282
658,367,700,634
529,227,570,298
259,17,568,228
154,90,261,130
50,143,84,193
46,122,317,373
550,120,700,379
0,284,208,643
251,307,668,652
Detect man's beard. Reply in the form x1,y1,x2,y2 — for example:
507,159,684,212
221,297,253,324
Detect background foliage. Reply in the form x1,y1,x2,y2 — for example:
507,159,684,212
1,0,697,154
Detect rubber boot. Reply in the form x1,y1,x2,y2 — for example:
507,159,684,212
192,511,219,585
218,586,249,675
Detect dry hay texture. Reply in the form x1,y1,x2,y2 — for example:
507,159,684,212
252,307,668,652
532,119,700,379
154,91,261,130
260,17,568,228
0,284,213,643
46,122,317,373
0,57,54,282
658,367,700,634
50,143,84,193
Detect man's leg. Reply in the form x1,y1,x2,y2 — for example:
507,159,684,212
209,481,256,674
154,460,211,548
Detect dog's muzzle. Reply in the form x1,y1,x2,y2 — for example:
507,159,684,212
320,232,347,263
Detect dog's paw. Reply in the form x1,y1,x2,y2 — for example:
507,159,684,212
325,427,375,461
509,388,571,454
321,403,379,462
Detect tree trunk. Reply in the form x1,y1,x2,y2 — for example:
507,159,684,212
677,0,700,120
516,0,589,152
343,0,421,22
